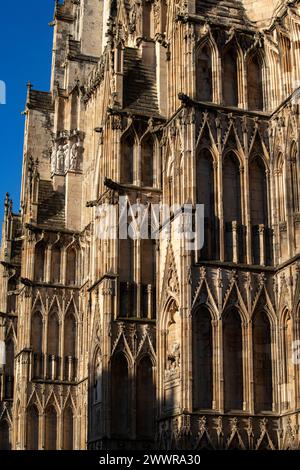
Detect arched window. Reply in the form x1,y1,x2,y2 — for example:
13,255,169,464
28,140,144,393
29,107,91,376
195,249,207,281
223,308,243,411
141,238,156,318
7,277,16,313
111,354,130,437
26,405,39,450
282,312,294,410
34,241,45,282
93,353,102,404
47,311,59,357
64,312,76,380
249,156,268,264
277,153,285,222
223,152,242,223
64,312,76,358
136,356,155,437
63,407,74,450
253,311,273,412
121,134,134,184
196,148,216,260
66,248,76,285
196,45,213,102
5,339,14,399
291,143,299,213
141,135,154,187
223,47,238,106
45,406,57,450
0,420,11,450
119,214,134,317
223,152,242,261
193,306,213,409
51,245,61,284
143,0,152,38
31,311,43,353
247,53,263,110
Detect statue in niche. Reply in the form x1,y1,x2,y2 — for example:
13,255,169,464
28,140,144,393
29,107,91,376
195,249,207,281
70,141,80,170
165,301,181,378
63,142,70,170
56,145,65,172
51,146,57,174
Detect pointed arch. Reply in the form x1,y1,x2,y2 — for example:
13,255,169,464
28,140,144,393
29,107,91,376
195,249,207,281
66,246,77,285
63,406,74,450
253,310,273,412
223,307,243,411
111,353,130,437
223,151,242,224
276,152,285,222
222,46,238,106
223,151,242,261
51,243,61,284
5,338,14,399
196,42,213,102
249,155,268,264
120,131,135,184
141,236,156,319
45,405,57,450
193,305,213,409
92,350,102,404
0,419,11,450
141,133,154,187
290,142,299,213
142,0,152,38
64,309,77,381
34,240,46,282
247,51,264,110
31,311,43,353
196,147,216,260
26,405,39,450
7,276,17,313
136,355,155,438
281,309,294,410
47,310,59,356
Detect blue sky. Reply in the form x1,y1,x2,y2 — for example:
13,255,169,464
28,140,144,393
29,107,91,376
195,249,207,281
0,1,54,216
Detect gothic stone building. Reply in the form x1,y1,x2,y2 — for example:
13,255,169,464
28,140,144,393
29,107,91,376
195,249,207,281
0,0,300,451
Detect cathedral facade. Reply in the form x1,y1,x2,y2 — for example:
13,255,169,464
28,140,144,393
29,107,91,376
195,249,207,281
0,0,300,450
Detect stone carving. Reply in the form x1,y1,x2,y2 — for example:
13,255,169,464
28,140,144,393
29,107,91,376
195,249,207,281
50,133,82,175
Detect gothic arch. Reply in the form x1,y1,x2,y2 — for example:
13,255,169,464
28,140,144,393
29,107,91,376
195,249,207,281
34,239,46,282
223,307,244,411
195,35,219,103
223,150,243,262
196,147,216,260
290,141,299,213
136,354,155,438
281,308,294,410
26,405,39,450
192,305,213,410
252,310,273,412
66,245,77,286
111,352,131,437
246,49,265,111
276,152,286,222
44,405,58,450
47,309,60,356
249,154,269,264
141,132,155,187
31,311,43,378
50,241,62,284
63,406,74,450
0,419,11,450
222,44,239,106
120,128,136,184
